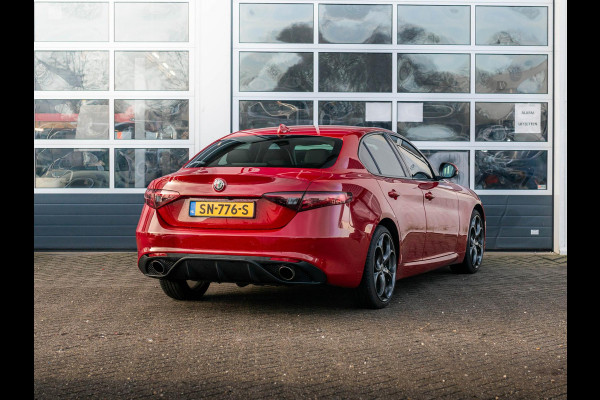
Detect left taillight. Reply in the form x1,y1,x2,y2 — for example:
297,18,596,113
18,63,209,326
144,188,180,209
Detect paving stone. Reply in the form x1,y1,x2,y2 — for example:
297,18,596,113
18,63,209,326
34,251,567,399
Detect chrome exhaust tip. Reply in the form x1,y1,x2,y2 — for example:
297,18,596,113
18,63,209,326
278,265,295,281
149,260,165,275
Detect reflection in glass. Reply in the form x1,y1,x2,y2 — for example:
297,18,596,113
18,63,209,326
319,4,392,44
320,53,392,92
239,100,313,130
319,101,392,130
240,3,313,43
115,2,189,42
34,51,109,91
114,100,189,140
397,5,470,45
476,6,548,46
115,148,189,188
397,102,469,141
475,150,547,190
35,2,109,42
115,51,189,91
421,150,469,187
476,102,548,142
239,52,313,92
34,99,109,140
397,54,470,93
35,148,109,188
476,54,548,94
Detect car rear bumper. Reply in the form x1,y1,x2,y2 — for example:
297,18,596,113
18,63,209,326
138,253,327,285
136,204,371,288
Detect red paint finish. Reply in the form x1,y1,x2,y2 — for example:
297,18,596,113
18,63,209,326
136,125,483,288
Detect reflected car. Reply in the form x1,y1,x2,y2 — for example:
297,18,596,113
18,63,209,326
136,125,485,308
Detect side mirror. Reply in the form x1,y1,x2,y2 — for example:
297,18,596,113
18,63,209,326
438,162,458,179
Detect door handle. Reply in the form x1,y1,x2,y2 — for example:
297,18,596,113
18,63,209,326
388,190,399,200
425,191,434,200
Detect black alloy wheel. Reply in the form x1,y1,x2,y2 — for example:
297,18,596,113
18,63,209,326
358,225,397,309
451,209,484,274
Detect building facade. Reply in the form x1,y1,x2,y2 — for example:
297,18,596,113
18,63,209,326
34,0,567,254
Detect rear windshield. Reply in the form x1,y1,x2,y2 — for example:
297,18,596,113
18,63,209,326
186,135,343,169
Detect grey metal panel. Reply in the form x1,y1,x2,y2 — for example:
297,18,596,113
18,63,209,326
34,194,144,250
479,195,552,250
34,193,553,251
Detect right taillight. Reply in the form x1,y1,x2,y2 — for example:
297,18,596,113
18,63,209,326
263,191,352,212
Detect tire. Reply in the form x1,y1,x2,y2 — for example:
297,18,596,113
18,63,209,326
159,279,210,301
357,226,397,309
451,209,484,274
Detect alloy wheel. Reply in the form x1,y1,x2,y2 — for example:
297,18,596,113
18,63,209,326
373,232,396,302
468,214,484,269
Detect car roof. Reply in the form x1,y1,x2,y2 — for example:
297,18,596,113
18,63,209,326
228,125,392,139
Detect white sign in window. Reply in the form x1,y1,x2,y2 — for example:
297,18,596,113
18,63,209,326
365,102,391,122
397,103,423,122
515,103,541,133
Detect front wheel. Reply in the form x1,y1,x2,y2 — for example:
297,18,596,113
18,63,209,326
451,209,484,274
357,226,397,309
159,279,210,300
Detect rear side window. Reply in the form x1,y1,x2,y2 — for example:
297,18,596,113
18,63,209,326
186,135,342,168
388,135,434,179
360,134,406,178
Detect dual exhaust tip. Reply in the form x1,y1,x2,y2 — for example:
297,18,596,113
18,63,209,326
148,259,296,281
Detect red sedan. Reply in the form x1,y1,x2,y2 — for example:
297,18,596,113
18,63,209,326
136,125,485,308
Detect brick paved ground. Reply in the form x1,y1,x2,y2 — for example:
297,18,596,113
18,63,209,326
34,252,566,399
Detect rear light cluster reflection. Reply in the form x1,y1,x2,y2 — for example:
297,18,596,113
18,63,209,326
144,189,180,209
263,191,352,212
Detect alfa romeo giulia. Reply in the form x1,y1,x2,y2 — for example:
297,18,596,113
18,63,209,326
136,125,485,308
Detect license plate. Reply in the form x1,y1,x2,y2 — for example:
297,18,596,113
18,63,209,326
189,201,255,218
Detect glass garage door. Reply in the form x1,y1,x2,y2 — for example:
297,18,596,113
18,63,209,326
233,1,554,249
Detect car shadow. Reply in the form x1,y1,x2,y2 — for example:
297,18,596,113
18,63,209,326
179,266,458,313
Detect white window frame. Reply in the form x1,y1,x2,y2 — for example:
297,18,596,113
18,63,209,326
232,0,554,196
34,0,196,194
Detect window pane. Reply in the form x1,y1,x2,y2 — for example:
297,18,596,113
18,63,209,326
475,150,547,190
240,52,313,92
397,54,470,93
397,102,469,141
475,102,548,142
115,51,189,91
475,54,548,94
115,148,189,188
362,134,405,177
398,5,470,45
34,51,109,91
319,101,392,130
319,4,392,44
35,148,109,188
35,99,109,140
358,143,379,174
187,136,342,169
421,150,469,187
476,6,548,46
389,136,433,179
35,2,109,42
114,100,189,140
239,100,313,130
240,3,313,43
115,3,188,42
320,53,392,92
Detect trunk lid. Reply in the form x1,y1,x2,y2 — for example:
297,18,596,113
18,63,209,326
154,167,324,229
